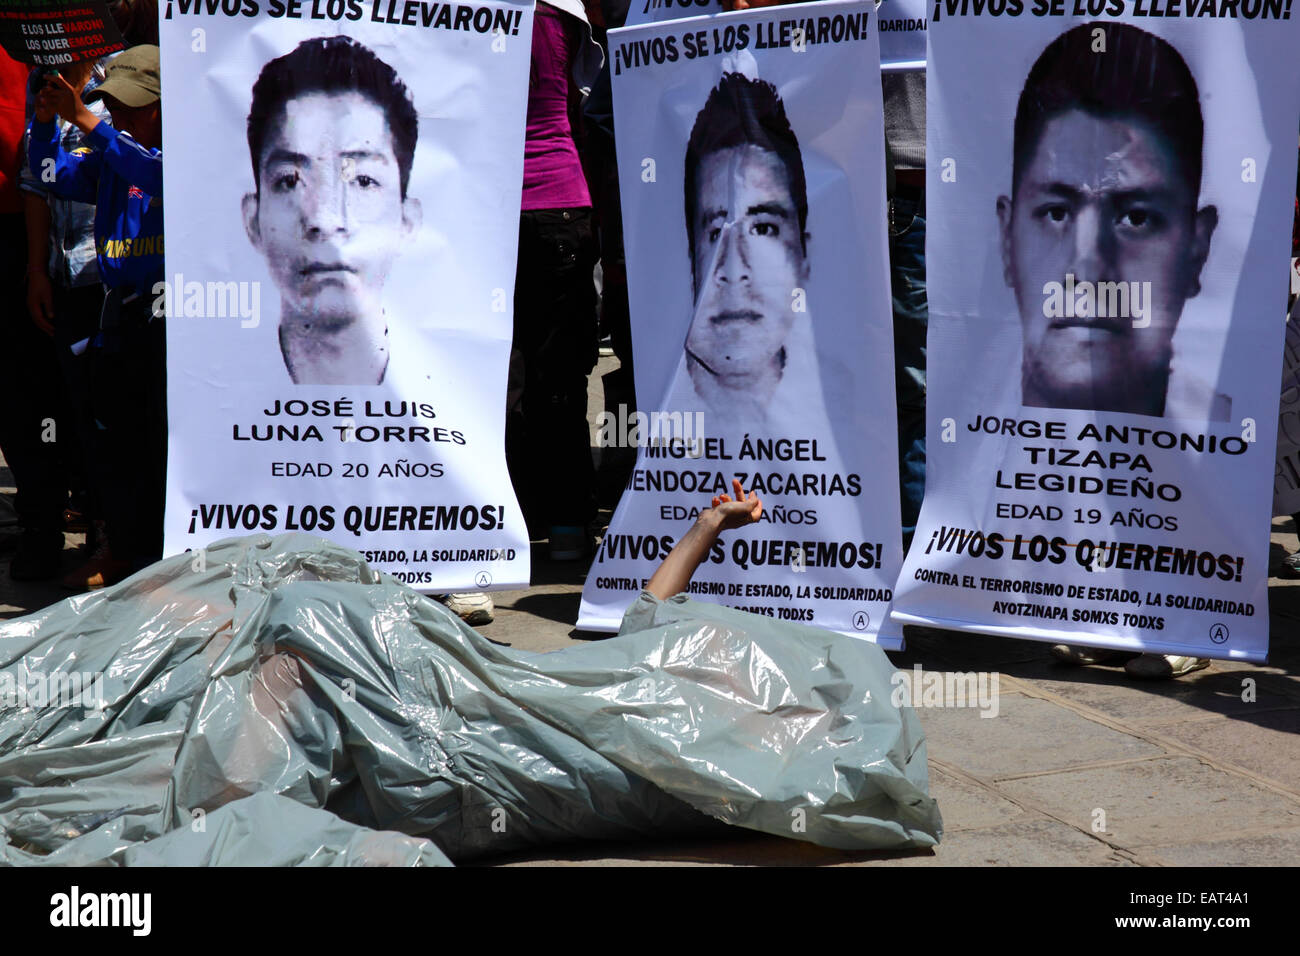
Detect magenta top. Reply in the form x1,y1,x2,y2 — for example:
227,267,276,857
521,1,591,211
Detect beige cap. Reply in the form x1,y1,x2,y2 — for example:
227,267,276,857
85,45,160,108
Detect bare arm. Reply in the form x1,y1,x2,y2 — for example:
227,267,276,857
646,478,762,600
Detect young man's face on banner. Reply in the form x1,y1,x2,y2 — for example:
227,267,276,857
998,109,1216,413
243,90,421,328
686,144,809,381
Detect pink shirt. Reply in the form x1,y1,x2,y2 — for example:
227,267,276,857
521,1,591,211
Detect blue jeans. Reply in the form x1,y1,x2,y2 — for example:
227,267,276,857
889,188,928,547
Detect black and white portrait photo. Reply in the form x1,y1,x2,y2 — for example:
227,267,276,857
677,72,813,425
242,35,422,386
996,22,1225,421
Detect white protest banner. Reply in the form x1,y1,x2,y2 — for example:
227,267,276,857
160,0,532,592
578,0,905,644
892,8,1300,662
629,0,928,70
877,0,926,68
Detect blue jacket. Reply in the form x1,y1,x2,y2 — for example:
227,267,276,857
27,116,163,294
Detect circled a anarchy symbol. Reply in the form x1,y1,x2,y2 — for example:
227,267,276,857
475,571,492,589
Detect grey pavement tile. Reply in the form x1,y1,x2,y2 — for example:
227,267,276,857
0,527,84,621
996,756,1300,849
1139,826,1300,866
486,585,589,653
1153,709,1300,793
917,693,1164,778
929,768,1028,832
1006,664,1300,726
862,816,1129,867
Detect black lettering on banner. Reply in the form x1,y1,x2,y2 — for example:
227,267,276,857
613,12,873,75
165,0,525,34
931,0,1291,20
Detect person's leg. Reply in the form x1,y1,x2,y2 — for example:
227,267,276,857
587,127,637,509
897,406,925,553
0,213,69,579
51,282,105,528
506,211,545,537
86,294,167,577
888,188,929,551
511,207,599,553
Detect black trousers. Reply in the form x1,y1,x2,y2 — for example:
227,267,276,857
52,282,105,520
506,208,599,534
0,213,68,536
88,289,168,569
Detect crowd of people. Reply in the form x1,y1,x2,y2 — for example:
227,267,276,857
1,0,1296,682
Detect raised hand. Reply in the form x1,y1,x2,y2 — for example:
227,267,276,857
710,477,762,531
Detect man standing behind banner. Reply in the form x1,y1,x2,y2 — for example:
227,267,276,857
28,45,166,579
241,36,422,387
996,21,1223,424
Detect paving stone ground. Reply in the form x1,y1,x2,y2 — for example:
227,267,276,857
3,355,1297,867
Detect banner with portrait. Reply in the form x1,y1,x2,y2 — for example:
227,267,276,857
160,1,533,592
892,8,1300,662
578,0,905,644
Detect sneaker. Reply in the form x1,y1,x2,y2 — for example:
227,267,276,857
9,530,64,581
598,335,615,357
548,526,590,562
1050,644,1139,666
1124,654,1211,680
61,533,130,591
439,591,494,625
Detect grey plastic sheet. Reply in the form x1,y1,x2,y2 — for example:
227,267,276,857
0,534,941,865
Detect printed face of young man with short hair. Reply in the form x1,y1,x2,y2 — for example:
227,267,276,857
243,90,421,334
685,143,808,394
998,109,1216,416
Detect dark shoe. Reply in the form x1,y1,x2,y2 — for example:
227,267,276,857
9,530,65,581
1050,644,1140,666
61,537,131,591
61,555,132,591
